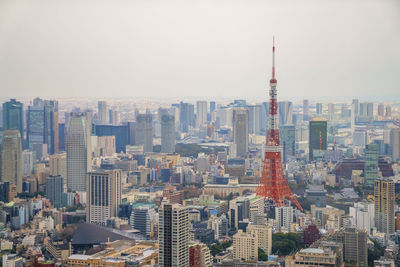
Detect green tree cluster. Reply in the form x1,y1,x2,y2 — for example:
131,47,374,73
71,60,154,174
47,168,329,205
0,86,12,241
258,248,268,261
272,232,302,256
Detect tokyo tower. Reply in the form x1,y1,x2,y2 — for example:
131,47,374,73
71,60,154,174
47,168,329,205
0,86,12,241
256,38,302,210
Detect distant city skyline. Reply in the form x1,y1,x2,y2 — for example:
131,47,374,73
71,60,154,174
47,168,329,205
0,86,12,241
0,0,399,101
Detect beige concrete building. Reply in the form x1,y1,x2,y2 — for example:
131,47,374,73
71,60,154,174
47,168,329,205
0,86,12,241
374,179,395,235
233,230,258,262
285,248,339,267
246,224,272,255
49,153,67,182
1,130,22,192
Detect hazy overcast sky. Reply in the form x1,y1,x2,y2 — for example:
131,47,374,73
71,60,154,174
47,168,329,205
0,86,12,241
0,0,399,101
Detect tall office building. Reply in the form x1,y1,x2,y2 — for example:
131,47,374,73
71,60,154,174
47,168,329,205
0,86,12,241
358,102,373,122
328,103,335,121
179,102,194,133
98,101,108,124
161,114,175,154
135,113,153,153
233,109,249,157
109,109,120,126
280,125,296,163
196,101,207,127
390,128,400,162
343,228,368,267
385,105,392,117
309,119,328,160
278,101,293,125
46,175,64,209
22,151,34,177
95,125,129,153
66,113,89,192
374,179,395,235
209,101,216,121
159,203,189,267
352,99,359,116
27,98,59,154
316,103,323,116
260,102,269,134
275,206,293,232
130,205,157,238
364,144,378,187
86,170,122,225
2,99,24,142
1,130,22,193
378,103,384,117
247,105,261,135
49,153,67,183
302,99,309,121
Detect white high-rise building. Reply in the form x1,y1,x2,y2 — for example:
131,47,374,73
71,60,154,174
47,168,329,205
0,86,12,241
196,101,207,127
278,101,293,125
275,206,293,232
66,113,89,192
86,169,122,225
98,101,108,124
349,202,374,234
159,203,189,267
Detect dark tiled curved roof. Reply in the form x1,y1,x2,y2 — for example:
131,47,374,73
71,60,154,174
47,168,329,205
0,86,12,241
71,223,134,245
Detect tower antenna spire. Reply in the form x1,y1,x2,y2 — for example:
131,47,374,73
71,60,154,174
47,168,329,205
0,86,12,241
272,36,275,79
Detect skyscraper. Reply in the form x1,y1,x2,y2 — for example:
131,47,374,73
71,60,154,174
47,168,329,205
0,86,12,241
359,102,374,122
390,128,400,162
374,179,395,235
278,101,293,125
95,125,129,153
378,103,384,117
209,101,216,122
159,203,189,267
302,99,309,121
364,144,378,187
86,170,122,225
352,99,359,116
247,105,261,135
161,114,175,154
46,175,64,209
1,130,22,193
2,99,24,142
27,98,59,154
316,103,323,116
232,109,249,157
109,109,120,125
280,125,296,163
196,101,207,127
49,153,67,183
309,119,328,160
179,102,194,133
135,113,153,153
328,103,335,121
66,113,89,192
98,101,108,124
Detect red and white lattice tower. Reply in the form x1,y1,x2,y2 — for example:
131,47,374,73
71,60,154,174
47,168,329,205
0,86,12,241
256,38,302,210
